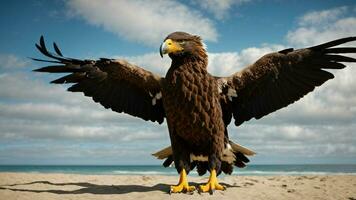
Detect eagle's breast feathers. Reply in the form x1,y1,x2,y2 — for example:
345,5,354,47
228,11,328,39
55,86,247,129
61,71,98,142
163,59,225,151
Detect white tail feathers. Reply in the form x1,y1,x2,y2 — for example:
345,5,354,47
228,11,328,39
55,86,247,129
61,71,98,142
152,140,256,159
152,146,172,159
229,141,256,156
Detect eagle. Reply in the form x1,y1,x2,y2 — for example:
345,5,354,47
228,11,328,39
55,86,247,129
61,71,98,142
33,32,356,194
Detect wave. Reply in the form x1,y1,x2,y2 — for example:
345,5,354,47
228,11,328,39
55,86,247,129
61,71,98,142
1,165,355,175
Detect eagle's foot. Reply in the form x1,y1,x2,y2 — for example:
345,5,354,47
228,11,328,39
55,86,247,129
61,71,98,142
198,169,225,195
170,169,195,194
170,184,195,194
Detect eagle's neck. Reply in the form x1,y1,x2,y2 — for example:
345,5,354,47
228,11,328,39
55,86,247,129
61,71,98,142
171,57,207,71
166,52,208,85
169,49,208,71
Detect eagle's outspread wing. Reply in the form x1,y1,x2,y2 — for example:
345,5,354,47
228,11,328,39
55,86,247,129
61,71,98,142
33,36,165,124
216,37,356,126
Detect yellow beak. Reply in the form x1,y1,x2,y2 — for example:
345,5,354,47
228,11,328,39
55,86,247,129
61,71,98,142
160,39,183,57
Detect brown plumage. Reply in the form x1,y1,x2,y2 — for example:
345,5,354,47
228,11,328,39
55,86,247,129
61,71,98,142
33,32,356,193
215,37,356,127
33,36,165,124
162,33,226,174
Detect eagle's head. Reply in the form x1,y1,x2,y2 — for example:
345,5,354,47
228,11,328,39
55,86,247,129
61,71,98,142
160,32,207,60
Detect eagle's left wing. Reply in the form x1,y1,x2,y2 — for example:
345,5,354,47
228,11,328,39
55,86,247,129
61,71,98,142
216,37,356,127
33,36,165,124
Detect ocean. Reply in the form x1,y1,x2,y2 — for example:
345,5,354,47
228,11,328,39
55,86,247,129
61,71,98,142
0,165,355,176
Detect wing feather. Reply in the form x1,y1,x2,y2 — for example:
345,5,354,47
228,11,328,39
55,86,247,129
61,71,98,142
53,42,63,56
216,37,356,126
33,36,165,124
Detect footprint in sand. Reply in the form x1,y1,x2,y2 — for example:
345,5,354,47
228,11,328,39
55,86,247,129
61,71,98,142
246,178,259,183
287,189,295,193
142,176,151,181
243,182,254,186
320,177,327,182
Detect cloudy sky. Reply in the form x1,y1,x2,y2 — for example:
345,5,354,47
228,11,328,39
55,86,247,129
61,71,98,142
0,0,356,165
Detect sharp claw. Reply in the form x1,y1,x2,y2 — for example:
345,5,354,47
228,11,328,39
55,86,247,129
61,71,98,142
170,169,195,194
209,189,215,195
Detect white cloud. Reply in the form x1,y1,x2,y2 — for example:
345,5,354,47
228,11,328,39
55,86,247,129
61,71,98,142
298,6,347,26
117,53,171,76
0,72,80,104
0,142,162,165
0,72,166,145
0,54,30,70
207,44,285,76
208,52,240,75
287,6,356,46
66,0,217,47
229,123,356,159
193,0,250,20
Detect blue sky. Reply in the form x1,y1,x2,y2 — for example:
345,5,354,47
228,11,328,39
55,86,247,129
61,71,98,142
0,0,356,165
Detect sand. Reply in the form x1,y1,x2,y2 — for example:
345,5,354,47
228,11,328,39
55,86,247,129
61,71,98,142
0,173,355,200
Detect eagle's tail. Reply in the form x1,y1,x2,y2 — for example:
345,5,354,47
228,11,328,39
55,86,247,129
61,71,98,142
152,140,256,168
229,140,256,156
152,146,172,159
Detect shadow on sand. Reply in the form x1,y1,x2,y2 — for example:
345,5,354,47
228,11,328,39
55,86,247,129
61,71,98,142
0,181,237,195
0,181,169,195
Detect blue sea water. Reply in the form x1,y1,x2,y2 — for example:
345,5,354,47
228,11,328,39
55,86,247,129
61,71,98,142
0,165,355,176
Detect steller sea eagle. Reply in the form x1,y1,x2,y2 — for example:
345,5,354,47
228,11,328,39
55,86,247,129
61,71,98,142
33,32,356,194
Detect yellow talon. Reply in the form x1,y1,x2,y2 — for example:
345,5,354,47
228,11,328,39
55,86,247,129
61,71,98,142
170,169,195,193
199,169,226,194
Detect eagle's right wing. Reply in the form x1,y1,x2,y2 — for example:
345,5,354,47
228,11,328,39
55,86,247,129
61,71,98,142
215,37,356,126
33,36,165,124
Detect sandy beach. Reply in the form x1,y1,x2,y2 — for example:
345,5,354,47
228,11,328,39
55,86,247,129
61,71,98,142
0,173,355,200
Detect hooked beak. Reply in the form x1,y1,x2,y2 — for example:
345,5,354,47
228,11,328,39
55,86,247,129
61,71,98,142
160,41,167,58
159,39,183,58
